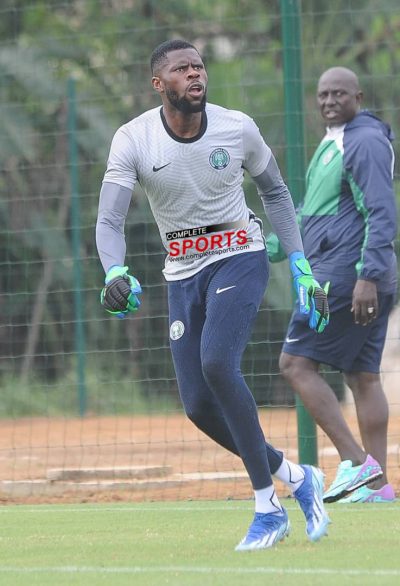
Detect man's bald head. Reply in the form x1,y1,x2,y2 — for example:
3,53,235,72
319,67,360,93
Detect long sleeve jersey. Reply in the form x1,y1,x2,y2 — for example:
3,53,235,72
300,110,397,296
96,103,303,280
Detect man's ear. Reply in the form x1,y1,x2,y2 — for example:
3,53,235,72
152,76,163,94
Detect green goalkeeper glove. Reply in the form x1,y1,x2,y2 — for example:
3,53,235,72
100,265,141,319
289,252,330,333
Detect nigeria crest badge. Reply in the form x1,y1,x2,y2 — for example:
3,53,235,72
209,148,230,170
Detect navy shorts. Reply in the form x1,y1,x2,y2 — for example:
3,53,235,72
282,292,396,373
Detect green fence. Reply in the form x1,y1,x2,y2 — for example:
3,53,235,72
0,0,399,471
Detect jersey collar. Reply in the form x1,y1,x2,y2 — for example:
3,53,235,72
160,107,208,143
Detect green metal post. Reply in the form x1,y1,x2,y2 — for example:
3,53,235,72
67,77,87,417
280,0,318,464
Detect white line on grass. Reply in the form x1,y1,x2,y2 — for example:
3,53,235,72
0,504,398,513
0,566,399,576
0,505,250,513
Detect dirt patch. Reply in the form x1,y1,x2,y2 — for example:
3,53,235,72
0,407,398,503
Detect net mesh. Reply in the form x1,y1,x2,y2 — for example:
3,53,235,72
0,0,399,502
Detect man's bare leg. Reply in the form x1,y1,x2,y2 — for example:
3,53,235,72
279,353,366,463
344,371,389,487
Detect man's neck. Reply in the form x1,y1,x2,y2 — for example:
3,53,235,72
162,107,203,139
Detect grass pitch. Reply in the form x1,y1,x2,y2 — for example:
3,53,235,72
0,499,399,586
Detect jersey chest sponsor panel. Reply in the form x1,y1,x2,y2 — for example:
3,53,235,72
105,105,265,280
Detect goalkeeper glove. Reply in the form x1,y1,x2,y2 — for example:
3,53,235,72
100,265,142,319
289,252,330,333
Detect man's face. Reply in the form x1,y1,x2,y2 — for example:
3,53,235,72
317,70,362,126
152,48,208,114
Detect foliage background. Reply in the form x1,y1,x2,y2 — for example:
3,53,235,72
0,0,399,414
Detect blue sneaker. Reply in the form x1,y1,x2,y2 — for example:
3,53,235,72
294,465,330,542
323,454,383,503
235,509,290,551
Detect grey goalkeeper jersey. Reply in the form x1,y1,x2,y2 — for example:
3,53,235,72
97,103,303,280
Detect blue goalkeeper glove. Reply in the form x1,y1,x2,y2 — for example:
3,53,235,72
289,252,330,333
100,265,142,319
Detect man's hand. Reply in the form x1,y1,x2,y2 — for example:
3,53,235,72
351,279,378,326
289,252,330,333
100,265,142,319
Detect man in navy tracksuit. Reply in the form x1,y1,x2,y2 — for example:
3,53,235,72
275,67,398,503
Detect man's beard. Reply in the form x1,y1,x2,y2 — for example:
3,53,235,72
166,88,206,113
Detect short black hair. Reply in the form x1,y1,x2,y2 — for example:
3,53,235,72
150,39,199,75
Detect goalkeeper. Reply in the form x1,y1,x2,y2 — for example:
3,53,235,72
96,39,331,550
270,67,397,504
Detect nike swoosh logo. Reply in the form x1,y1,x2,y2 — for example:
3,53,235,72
216,286,236,294
285,337,299,343
152,163,171,172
